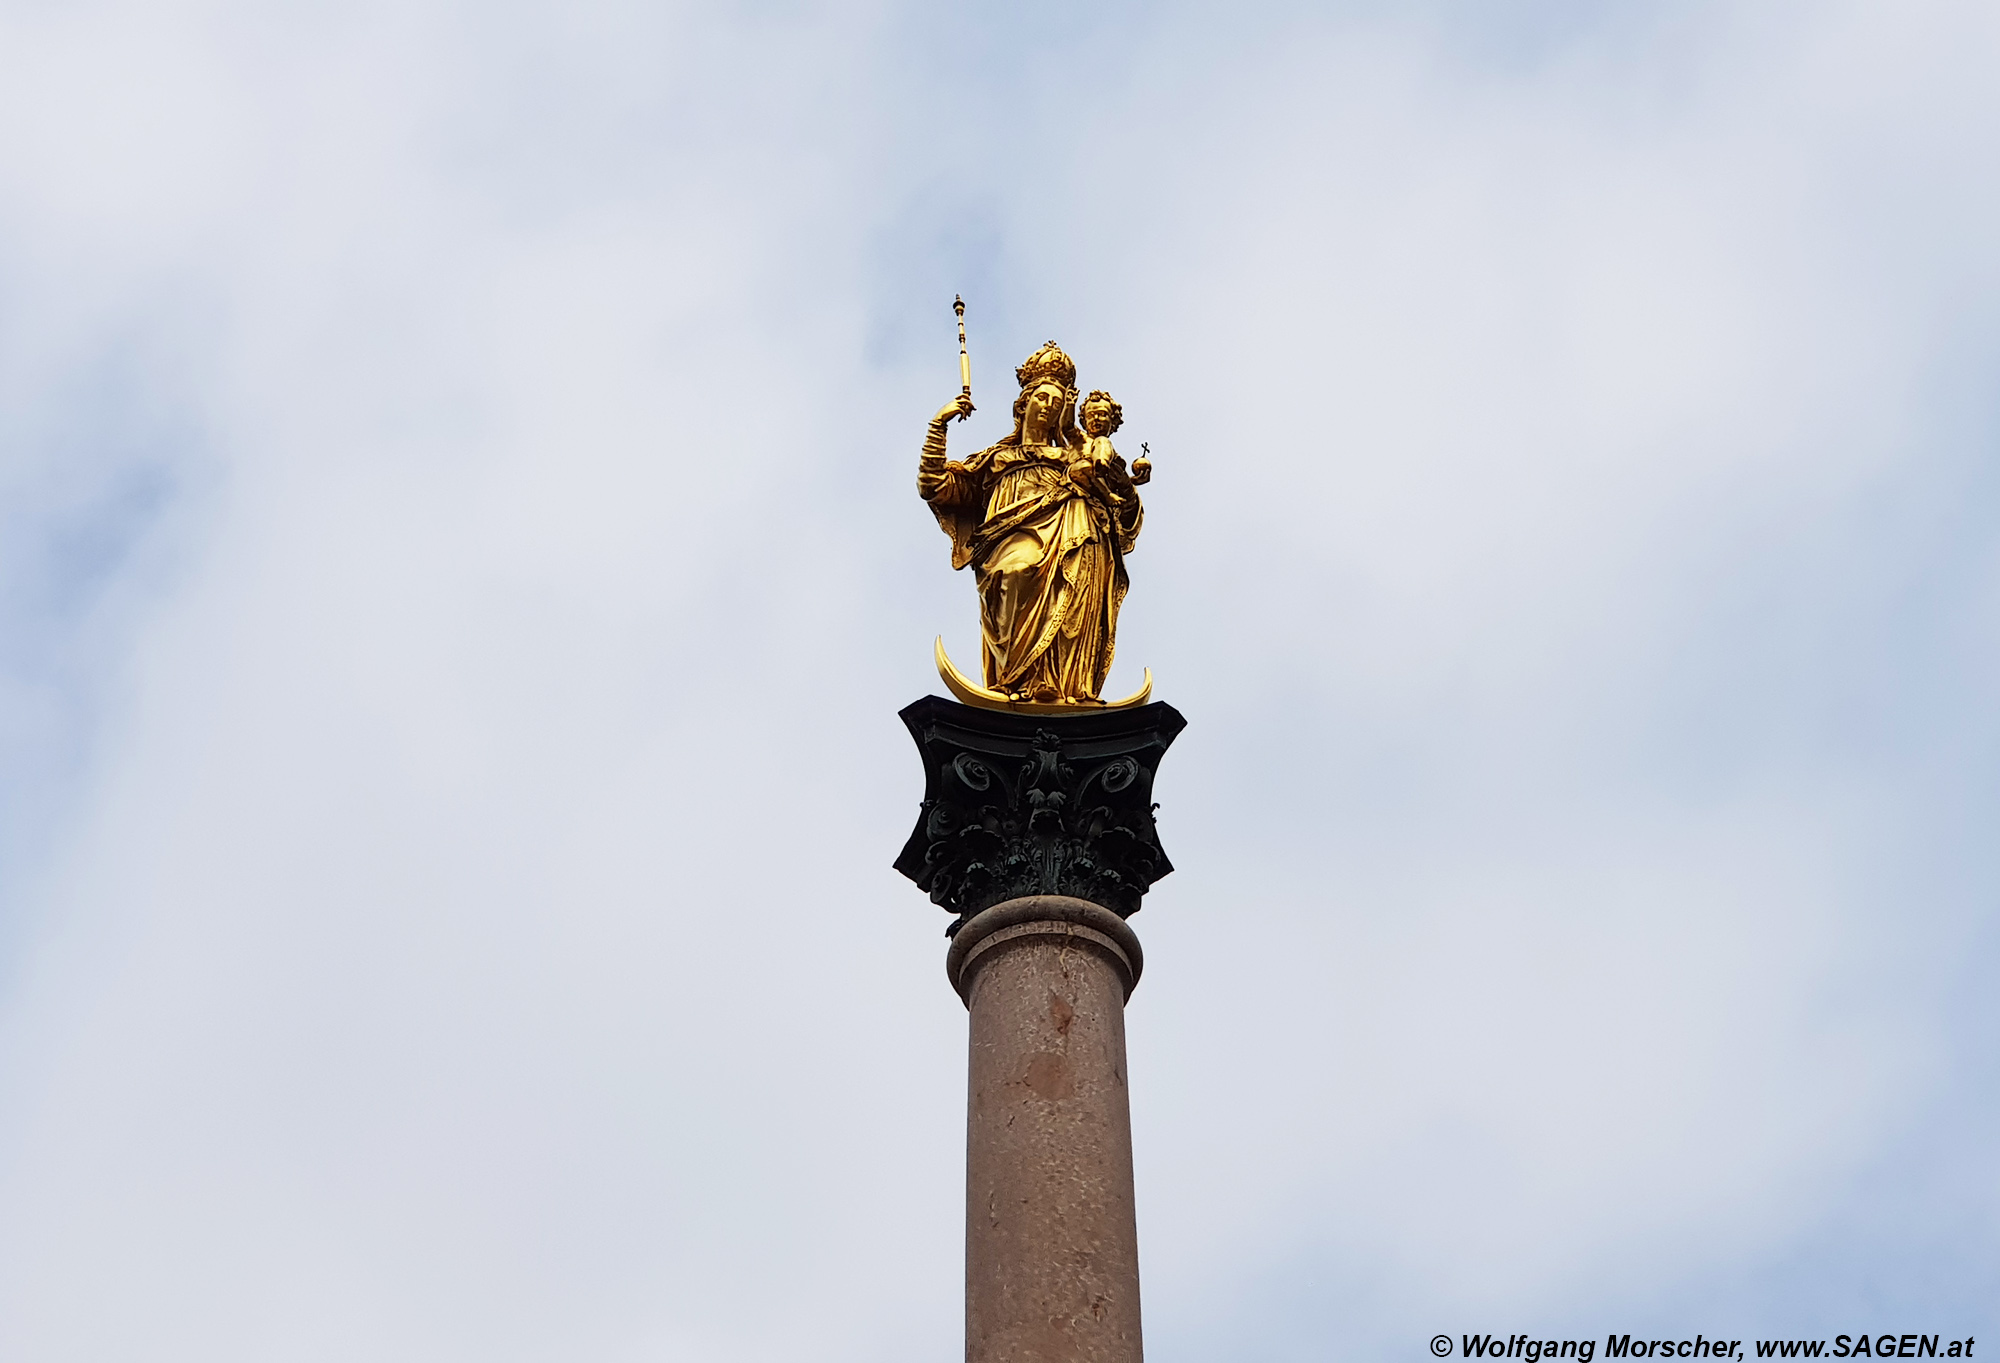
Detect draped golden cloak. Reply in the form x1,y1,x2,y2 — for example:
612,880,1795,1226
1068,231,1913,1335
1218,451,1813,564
919,440,1144,701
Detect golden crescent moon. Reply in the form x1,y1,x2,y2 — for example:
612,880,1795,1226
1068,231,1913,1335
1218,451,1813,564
935,637,1153,715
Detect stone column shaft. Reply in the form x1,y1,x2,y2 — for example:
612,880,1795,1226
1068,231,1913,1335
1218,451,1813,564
949,896,1145,1363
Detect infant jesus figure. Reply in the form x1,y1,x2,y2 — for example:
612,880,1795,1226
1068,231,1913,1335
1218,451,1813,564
1075,389,1151,491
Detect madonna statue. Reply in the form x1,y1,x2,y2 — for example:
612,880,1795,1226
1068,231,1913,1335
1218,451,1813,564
919,342,1147,707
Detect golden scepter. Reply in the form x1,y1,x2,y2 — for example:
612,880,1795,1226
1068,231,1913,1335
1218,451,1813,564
954,294,973,419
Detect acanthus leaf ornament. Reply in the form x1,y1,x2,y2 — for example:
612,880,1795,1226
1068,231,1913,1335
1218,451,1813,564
893,696,1186,933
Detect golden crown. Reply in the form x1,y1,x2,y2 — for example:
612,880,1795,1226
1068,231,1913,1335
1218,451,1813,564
1014,341,1077,392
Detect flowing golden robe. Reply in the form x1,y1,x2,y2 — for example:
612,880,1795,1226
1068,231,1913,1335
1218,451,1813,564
920,439,1144,700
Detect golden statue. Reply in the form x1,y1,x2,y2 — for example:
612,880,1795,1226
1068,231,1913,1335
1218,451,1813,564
920,338,1153,713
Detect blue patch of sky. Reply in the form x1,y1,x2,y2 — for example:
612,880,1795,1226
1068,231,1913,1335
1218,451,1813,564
0,343,195,982
853,0,1714,390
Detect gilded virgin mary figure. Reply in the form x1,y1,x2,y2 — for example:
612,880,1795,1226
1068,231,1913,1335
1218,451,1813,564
919,342,1144,705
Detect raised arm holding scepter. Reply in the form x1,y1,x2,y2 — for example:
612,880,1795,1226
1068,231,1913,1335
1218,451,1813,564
922,296,975,487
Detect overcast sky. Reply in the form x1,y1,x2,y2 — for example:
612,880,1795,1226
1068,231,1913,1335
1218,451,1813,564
1,1,1996,1358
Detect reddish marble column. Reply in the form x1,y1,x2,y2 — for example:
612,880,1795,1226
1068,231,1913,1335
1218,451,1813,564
947,895,1145,1363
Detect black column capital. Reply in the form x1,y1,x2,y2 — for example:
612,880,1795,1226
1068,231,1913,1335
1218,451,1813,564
894,695,1186,934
